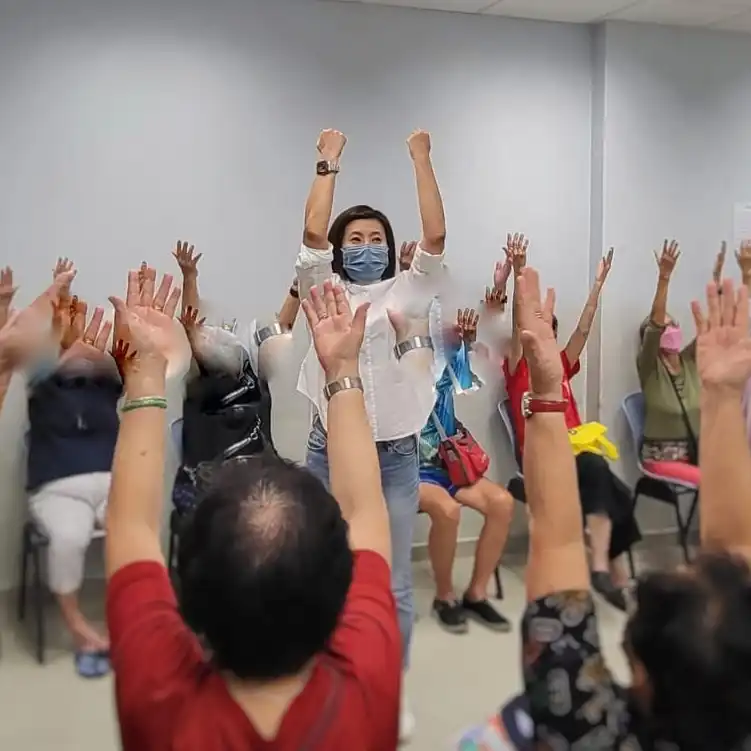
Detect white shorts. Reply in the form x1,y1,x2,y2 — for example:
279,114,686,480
29,472,111,595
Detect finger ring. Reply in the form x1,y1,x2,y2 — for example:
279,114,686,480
319,312,329,320
153,304,164,313
83,337,95,346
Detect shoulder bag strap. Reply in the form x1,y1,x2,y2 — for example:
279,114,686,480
430,410,449,442
664,360,699,460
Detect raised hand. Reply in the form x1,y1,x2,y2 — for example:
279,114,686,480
493,258,513,293
484,286,507,313
407,130,431,161
457,308,479,345
317,129,347,161
595,247,615,287
59,306,114,366
654,239,680,280
505,233,529,275
516,267,561,399
111,339,135,381
0,267,17,308
137,261,148,293
302,281,369,380
179,305,206,344
108,266,181,370
53,257,74,279
172,241,202,276
735,240,751,283
0,271,76,373
399,241,418,272
713,241,727,285
692,278,751,392
61,295,87,351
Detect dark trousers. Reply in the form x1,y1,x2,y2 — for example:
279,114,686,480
575,451,641,559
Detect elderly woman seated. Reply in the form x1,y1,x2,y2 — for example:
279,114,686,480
637,240,700,485
26,285,119,679
170,243,300,513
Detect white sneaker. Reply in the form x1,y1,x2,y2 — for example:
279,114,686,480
399,693,415,744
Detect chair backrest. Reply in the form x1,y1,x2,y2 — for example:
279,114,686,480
170,418,184,459
621,392,645,464
497,399,523,474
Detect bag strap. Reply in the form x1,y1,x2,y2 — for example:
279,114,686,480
297,661,344,751
430,410,449,442
664,360,698,458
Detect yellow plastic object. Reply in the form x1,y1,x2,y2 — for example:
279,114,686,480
568,422,619,460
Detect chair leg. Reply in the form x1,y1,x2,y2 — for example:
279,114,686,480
167,532,175,571
18,533,28,621
627,547,636,580
674,501,691,564
494,566,504,600
32,545,45,665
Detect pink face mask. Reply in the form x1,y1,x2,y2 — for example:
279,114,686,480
660,325,683,354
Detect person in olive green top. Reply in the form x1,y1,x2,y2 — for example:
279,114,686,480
636,239,701,484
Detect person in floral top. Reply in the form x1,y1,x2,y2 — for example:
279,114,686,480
459,269,751,750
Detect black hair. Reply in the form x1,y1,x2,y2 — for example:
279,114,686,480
177,453,353,681
626,552,751,751
328,204,397,282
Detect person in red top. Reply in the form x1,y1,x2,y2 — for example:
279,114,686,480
502,234,640,610
104,268,402,750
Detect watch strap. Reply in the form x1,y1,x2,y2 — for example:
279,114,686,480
521,391,567,419
254,322,291,347
394,335,433,360
316,159,340,176
323,376,364,401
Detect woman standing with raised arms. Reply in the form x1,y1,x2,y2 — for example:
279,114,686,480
296,127,446,743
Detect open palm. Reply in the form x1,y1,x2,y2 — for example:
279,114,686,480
109,267,181,363
693,279,751,389
302,281,368,377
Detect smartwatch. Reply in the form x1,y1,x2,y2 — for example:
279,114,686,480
316,159,340,177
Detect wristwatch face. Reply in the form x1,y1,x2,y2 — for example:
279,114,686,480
316,160,329,176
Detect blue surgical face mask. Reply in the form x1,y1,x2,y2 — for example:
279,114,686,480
341,243,389,284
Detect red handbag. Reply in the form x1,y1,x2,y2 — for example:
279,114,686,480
431,412,490,488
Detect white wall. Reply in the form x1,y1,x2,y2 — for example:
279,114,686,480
0,0,593,589
598,22,751,531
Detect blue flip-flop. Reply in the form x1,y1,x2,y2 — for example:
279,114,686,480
75,650,110,679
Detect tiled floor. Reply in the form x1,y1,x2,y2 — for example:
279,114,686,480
0,557,633,750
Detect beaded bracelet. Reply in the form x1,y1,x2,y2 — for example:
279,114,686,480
121,396,168,413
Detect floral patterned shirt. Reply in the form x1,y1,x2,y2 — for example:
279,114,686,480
458,591,649,750
522,590,643,749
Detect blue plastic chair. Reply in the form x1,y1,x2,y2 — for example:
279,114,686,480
497,399,526,503
621,392,698,563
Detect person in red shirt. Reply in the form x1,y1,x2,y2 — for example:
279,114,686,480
105,269,401,750
502,235,640,611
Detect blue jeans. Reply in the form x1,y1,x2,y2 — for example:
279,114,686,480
306,418,419,668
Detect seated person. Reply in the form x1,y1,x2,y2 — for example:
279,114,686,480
419,306,514,634
637,239,700,484
170,243,300,513
105,275,402,749
26,286,120,678
459,272,751,751
503,236,639,610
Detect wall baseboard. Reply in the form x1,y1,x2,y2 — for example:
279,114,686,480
0,528,694,633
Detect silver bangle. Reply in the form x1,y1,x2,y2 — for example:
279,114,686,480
394,336,433,360
323,376,364,401
254,322,291,347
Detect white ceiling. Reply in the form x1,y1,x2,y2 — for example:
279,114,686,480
328,0,751,33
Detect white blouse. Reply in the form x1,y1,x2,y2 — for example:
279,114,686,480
296,243,445,441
